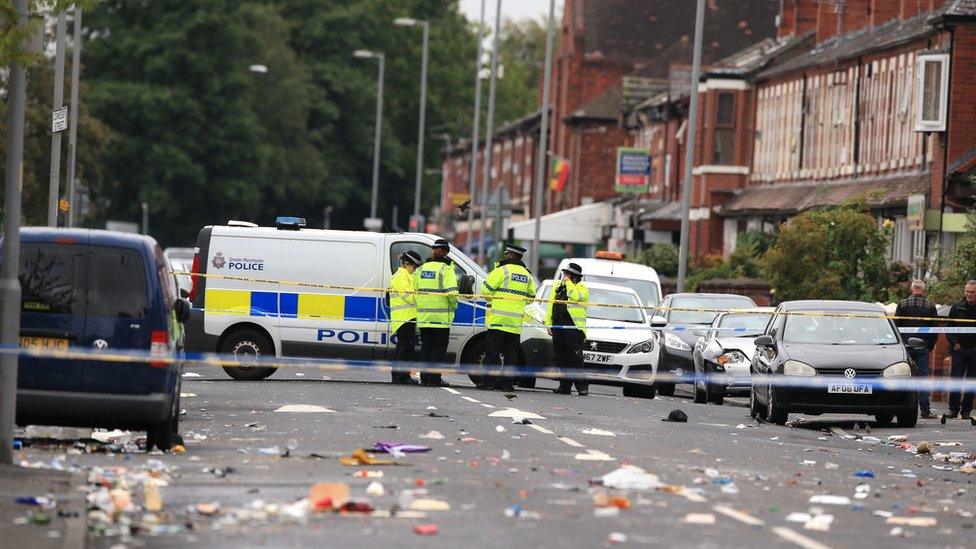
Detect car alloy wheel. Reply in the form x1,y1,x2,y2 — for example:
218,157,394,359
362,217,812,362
766,382,788,425
750,382,766,420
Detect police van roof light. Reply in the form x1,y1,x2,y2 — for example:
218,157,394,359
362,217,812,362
596,251,625,261
276,216,307,230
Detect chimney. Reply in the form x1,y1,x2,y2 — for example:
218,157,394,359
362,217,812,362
816,0,841,43
778,1,820,38
870,0,901,27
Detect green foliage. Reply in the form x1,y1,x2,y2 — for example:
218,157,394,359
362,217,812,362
761,202,897,302
492,17,546,124
1,1,99,67
633,243,678,277
928,175,976,304
685,233,767,291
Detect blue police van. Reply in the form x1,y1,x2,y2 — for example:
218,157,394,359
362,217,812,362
2,228,189,450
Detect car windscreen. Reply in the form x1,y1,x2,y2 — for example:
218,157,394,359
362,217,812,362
88,247,149,318
670,297,755,325
584,275,659,306
718,313,772,334
783,312,899,345
19,244,86,316
587,288,645,323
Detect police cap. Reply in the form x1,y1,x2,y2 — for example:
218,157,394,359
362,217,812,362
401,250,423,266
562,262,583,277
432,238,450,250
505,243,528,257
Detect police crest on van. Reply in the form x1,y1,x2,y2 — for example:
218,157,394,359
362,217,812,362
212,252,226,269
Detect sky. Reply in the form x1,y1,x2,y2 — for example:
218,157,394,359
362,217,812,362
458,0,558,23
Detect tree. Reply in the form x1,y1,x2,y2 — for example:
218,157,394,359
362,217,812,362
928,175,976,304
633,243,678,277
761,202,895,302
492,16,547,125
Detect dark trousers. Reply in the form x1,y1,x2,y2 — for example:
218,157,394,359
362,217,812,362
419,327,450,384
949,347,976,414
483,329,520,389
392,322,416,383
908,346,931,414
553,328,588,392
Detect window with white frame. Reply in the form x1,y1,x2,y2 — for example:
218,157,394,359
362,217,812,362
915,53,949,132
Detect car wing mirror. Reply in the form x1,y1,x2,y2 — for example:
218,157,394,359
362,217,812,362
754,335,774,347
905,337,926,349
692,329,707,338
651,315,667,328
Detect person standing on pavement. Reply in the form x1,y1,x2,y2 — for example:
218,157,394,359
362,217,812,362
479,244,537,391
414,239,458,387
946,280,976,419
389,251,423,385
550,263,590,396
895,279,938,419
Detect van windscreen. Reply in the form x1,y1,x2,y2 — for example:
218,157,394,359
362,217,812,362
20,244,85,315
88,247,149,318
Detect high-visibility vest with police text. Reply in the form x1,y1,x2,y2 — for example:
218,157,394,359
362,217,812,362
483,263,537,334
389,267,417,333
414,260,458,329
547,280,589,337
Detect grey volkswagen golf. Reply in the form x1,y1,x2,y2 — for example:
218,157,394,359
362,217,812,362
750,300,923,427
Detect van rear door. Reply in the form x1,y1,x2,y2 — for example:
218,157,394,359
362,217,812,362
17,241,88,392
81,245,152,394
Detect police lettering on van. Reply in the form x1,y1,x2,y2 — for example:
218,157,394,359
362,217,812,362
210,251,265,272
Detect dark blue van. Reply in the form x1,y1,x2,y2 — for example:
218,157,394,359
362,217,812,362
3,228,188,450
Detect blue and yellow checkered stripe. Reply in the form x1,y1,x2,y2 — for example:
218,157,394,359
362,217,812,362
205,289,484,325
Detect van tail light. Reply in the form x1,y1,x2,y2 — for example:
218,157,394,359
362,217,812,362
188,253,200,302
150,330,169,369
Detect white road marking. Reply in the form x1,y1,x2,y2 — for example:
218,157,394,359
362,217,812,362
771,527,832,549
479,403,495,409
273,404,336,413
462,396,481,404
581,428,616,436
574,449,615,461
487,408,547,421
182,372,202,378
528,424,554,435
558,436,585,448
441,387,461,395
713,505,765,527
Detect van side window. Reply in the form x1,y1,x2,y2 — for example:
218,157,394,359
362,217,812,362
88,247,149,318
390,242,432,274
19,244,85,315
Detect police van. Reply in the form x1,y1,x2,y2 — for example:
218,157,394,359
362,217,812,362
184,218,489,381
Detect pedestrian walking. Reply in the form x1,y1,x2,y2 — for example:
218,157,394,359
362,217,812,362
946,280,976,419
550,263,590,396
414,239,458,387
389,250,423,385
895,279,938,419
479,243,537,391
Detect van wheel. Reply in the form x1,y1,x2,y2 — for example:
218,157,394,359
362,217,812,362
221,329,276,381
147,415,177,451
623,383,656,399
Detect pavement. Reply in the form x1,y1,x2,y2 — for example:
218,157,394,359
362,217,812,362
8,365,976,548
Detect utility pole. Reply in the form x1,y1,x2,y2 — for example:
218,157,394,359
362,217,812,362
531,0,556,275
47,11,68,227
466,0,487,254
1,0,29,465
65,8,83,227
676,0,706,292
478,0,502,265
353,49,385,227
141,202,149,235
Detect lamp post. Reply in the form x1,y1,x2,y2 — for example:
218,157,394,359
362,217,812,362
531,0,556,276
478,0,502,266
47,10,67,227
354,49,385,226
394,17,430,230
467,0,487,254
65,8,83,227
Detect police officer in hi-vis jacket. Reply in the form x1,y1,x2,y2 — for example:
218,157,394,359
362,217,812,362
550,262,590,396
388,250,423,385
479,244,537,391
413,239,458,387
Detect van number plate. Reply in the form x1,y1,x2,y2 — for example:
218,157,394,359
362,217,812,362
827,383,873,394
20,337,68,351
583,352,612,364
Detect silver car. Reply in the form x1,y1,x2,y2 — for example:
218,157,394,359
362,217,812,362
691,308,774,404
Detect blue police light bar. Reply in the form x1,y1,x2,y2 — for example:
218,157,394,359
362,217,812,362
275,216,307,230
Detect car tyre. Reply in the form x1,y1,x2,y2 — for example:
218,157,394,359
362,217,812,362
874,413,894,426
896,408,918,428
749,385,766,420
623,383,656,399
693,378,707,404
766,387,788,425
708,386,725,406
147,414,177,451
656,382,675,397
221,328,277,381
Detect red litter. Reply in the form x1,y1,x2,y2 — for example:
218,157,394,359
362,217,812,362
414,524,439,535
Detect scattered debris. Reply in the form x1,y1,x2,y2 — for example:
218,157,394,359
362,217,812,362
887,516,937,527
582,428,616,437
309,483,350,511
683,513,715,525
809,495,851,505
592,466,663,490
371,441,431,454
339,449,397,466
365,482,385,497
413,524,439,535
662,410,688,423
419,430,445,440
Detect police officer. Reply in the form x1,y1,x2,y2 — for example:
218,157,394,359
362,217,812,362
414,239,458,387
550,262,589,396
480,243,537,391
389,250,423,385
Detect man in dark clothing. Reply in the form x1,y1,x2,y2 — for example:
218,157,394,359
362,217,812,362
895,279,938,419
946,280,976,419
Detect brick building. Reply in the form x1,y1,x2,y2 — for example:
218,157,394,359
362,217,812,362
628,0,976,268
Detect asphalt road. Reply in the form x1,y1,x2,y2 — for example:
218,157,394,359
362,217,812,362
16,366,976,548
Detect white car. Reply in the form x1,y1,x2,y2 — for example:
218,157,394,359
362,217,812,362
519,280,659,398
691,308,774,404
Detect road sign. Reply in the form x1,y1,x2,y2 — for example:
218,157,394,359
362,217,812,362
408,214,425,232
106,220,139,234
58,199,69,213
363,217,383,231
907,194,925,231
486,185,513,218
615,147,651,193
51,106,68,133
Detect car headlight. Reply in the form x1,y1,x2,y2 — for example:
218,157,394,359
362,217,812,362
883,361,912,378
627,339,655,354
664,332,691,351
717,350,748,365
783,360,816,377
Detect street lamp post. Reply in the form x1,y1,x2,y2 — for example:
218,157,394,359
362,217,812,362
65,8,83,228
47,11,67,227
531,0,557,276
354,49,385,227
467,0,487,254
676,0,706,292
478,0,502,266
394,17,430,230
